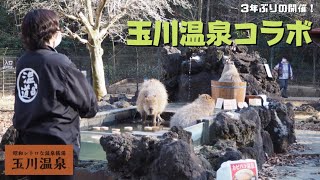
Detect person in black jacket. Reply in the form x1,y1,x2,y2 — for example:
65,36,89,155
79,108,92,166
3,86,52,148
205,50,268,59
13,9,98,180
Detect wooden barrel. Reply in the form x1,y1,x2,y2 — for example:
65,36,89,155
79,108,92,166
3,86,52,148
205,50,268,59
211,81,247,102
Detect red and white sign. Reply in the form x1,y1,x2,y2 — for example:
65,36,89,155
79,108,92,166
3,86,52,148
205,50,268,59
217,159,258,180
230,161,258,180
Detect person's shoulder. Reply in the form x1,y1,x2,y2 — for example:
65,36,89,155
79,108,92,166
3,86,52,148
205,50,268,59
42,50,72,67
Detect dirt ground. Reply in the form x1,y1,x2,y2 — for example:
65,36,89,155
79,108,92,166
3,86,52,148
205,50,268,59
0,95,14,141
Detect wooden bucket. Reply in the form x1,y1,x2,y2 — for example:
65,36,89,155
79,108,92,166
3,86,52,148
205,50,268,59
211,81,247,102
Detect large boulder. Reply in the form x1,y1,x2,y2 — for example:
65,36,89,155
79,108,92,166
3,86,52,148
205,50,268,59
239,108,266,169
208,107,277,169
261,130,274,157
178,71,217,101
100,127,214,179
161,46,183,102
209,112,256,147
265,102,296,153
150,140,214,180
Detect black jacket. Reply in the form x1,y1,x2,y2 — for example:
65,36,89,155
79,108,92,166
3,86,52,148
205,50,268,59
13,46,98,156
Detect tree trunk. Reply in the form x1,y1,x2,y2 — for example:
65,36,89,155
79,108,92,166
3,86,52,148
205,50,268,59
198,0,203,21
270,46,274,68
87,36,107,100
204,0,210,36
313,45,317,86
112,39,116,78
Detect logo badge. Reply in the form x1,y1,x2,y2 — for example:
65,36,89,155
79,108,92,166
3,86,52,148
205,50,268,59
17,68,39,103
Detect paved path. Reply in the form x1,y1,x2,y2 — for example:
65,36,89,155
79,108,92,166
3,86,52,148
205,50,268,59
285,97,319,102
275,130,320,180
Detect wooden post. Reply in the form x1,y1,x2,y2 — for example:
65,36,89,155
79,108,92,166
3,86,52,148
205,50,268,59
198,0,203,21
136,48,139,92
2,57,4,97
112,38,116,77
313,45,317,86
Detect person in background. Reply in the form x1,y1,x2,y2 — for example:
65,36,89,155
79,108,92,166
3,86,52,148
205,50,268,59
13,9,98,180
274,57,293,98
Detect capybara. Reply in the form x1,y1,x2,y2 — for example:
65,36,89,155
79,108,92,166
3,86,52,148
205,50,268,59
136,79,168,126
170,94,215,128
219,60,242,82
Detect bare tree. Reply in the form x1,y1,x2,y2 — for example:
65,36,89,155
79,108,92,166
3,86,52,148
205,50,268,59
4,0,191,99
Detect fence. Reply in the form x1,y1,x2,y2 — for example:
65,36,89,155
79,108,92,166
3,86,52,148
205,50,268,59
0,46,163,96
70,45,163,86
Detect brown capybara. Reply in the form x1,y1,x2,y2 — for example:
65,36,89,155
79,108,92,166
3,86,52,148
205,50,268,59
170,94,215,128
219,60,242,82
136,79,168,126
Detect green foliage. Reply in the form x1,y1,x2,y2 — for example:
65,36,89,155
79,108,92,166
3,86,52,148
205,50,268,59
0,6,21,49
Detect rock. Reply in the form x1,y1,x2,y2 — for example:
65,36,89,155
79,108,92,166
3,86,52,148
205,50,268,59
169,126,192,145
113,100,131,108
100,133,159,178
212,139,237,150
286,102,295,122
150,140,214,180
0,125,18,151
255,106,272,129
209,111,256,147
199,145,242,171
265,102,296,153
161,46,183,77
295,104,317,114
233,56,250,73
181,59,205,75
98,101,116,111
162,76,179,102
251,62,267,81
261,130,274,157
239,107,266,169
178,71,218,102
100,128,213,179
118,93,130,101
209,107,269,169
161,46,281,102
108,95,119,104
241,74,263,95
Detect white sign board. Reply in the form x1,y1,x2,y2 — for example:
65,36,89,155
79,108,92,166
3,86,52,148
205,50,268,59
249,98,262,106
3,60,14,69
264,64,273,78
223,99,237,110
215,98,224,109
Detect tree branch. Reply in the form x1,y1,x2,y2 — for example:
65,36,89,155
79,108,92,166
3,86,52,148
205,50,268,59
99,9,127,40
60,12,79,21
94,0,108,30
86,0,94,26
65,27,88,44
55,0,79,21
79,11,94,35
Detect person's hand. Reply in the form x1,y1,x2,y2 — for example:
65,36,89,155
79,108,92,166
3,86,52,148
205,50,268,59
290,76,294,80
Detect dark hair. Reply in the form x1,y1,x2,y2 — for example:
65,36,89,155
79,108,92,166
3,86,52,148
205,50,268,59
21,9,60,51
